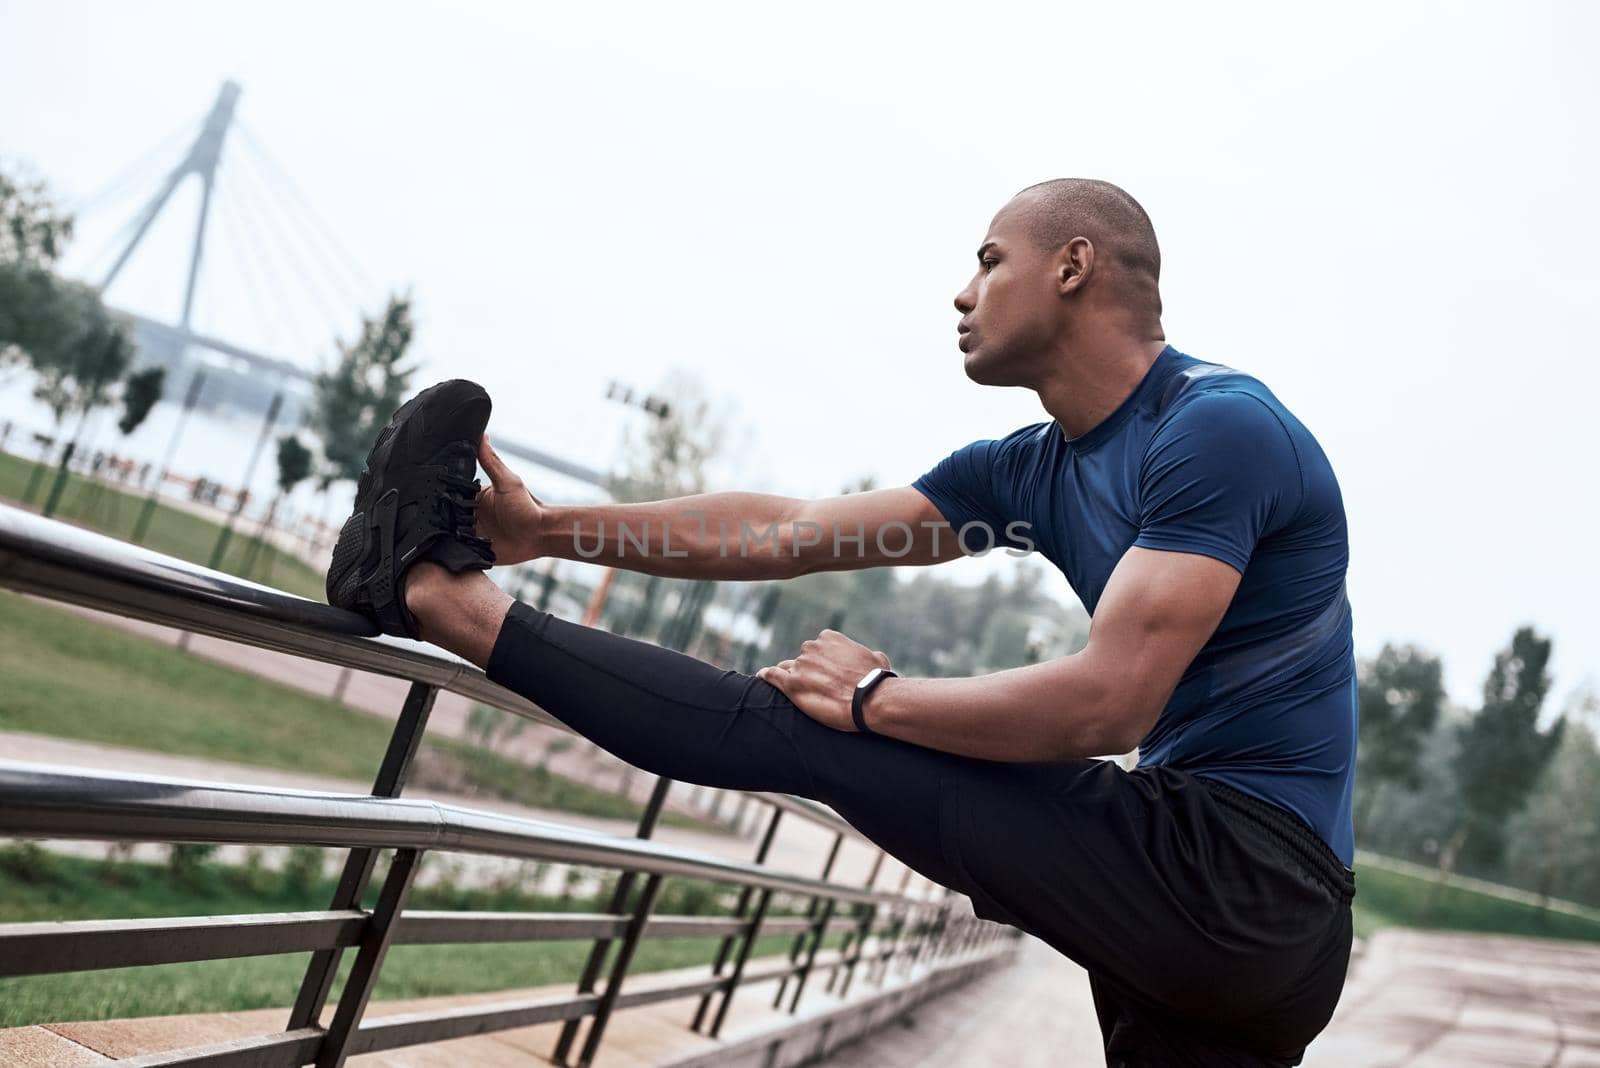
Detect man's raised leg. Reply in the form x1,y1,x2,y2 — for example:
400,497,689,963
405,561,972,892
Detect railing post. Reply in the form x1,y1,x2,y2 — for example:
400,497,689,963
872,904,910,986
574,872,666,1068
782,892,836,1013
773,831,843,1008
709,886,774,1038
553,775,673,1064
827,849,885,996
314,847,423,1067
691,803,784,1032
289,681,436,1030
909,892,951,975
869,868,915,986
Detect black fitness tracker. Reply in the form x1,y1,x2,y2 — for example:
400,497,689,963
852,667,898,735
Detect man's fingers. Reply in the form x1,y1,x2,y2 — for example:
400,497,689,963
478,434,517,490
756,662,794,691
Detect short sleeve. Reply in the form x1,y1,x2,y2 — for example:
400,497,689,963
912,430,1037,554
1134,391,1303,573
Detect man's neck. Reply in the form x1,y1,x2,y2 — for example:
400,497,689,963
1034,335,1169,440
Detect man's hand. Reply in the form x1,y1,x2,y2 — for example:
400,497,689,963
821,547,1242,761
757,629,892,732
475,435,547,566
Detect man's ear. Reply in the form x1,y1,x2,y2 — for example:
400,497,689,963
1058,236,1095,295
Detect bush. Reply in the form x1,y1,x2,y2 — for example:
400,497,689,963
226,847,277,896
0,842,61,885
167,843,219,890
281,846,327,899
661,878,721,915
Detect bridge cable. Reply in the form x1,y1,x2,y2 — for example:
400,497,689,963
235,121,375,304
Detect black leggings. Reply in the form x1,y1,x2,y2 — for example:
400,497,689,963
484,600,1354,1066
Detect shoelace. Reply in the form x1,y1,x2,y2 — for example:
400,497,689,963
436,442,495,559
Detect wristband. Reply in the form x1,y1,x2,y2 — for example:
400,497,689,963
852,667,898,735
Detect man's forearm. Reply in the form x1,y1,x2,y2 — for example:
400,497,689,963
864,658,1139,762
535,492,816,580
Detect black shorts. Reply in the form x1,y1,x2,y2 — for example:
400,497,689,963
486,600,1354,1065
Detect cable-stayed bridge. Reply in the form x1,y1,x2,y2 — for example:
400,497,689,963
69,80,604,489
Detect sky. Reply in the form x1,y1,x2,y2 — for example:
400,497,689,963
2,0,1597,707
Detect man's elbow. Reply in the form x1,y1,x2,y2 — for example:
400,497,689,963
1082,684,1160,758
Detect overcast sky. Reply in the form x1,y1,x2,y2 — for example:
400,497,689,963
3,0,1596,707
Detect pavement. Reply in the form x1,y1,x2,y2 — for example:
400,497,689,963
817,926,1600,1066
0,943,1016,1066
1308,928,1600,1067
815,934,1104,1066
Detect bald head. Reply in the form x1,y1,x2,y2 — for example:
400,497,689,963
1007,178,1161,317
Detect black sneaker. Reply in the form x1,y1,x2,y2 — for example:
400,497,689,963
325,379,496,637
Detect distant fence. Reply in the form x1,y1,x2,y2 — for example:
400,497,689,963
0,503,1018,1067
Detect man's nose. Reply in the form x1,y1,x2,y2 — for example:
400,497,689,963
954,280,976,314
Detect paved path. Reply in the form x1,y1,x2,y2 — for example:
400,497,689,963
0,945,1013,1066
816,935,1103,1066
1309,929,1600,1066
818,927,1600,1066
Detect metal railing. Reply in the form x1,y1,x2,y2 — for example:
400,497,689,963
0,504,1017,1067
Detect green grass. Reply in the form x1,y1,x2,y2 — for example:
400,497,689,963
1350,860,1600,943
0,846,850,1027
0,448,326,601
0,588,715,832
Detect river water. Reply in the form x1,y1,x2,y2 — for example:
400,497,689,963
0,372,352,532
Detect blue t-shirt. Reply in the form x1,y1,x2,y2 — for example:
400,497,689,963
913,345,1356,865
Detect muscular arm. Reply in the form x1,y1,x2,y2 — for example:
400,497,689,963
535,487,967,579
759,391,1299,760
475,435,967,580
760,547,1240,761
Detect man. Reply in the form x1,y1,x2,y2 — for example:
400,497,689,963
327,178,1356,1066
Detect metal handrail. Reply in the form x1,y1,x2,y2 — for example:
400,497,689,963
0,503,1016,1067
0,762,900,905
0,502,852,835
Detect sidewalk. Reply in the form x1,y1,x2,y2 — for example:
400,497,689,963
816,934,1102,1066
1309,928,1600,1066
0,945,1010,1066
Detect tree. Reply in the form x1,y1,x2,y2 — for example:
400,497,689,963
1505,695,1600,913
239,434,315,581
0,167,74,383
3,164,147,520
1357,714,1465,866
0,166,134,425
34,295,135,517
1445,626,1565,874
1354,644,1446,840
0,169,73,265
118,366,166,436
276,434,313,496
600,373,726,640
311,296,417,490
78,364,167,526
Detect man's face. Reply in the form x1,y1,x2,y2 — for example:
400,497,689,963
952,200,1062,386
